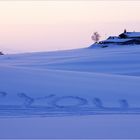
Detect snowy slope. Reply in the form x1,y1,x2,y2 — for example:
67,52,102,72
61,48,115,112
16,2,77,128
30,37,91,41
1,45,140,76
0,45,140,138
0,46,140,116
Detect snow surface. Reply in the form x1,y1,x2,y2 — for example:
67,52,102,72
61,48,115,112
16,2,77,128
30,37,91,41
0,45,140,138
102,38,132,43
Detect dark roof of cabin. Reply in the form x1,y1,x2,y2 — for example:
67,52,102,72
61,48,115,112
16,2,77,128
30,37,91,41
121,32,140,38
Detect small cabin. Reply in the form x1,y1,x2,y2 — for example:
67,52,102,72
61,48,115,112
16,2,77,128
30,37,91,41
119,32,140,39
99,31,140,45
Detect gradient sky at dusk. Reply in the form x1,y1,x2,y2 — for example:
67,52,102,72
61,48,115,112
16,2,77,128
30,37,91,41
0,1,140,53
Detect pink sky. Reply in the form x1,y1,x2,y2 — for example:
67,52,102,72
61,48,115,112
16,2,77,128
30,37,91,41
0,1,140,53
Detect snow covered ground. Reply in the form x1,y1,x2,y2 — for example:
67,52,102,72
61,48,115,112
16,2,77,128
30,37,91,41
0,45,140,138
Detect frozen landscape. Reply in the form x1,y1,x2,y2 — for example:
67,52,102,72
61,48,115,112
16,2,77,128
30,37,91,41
1,0,140,138
0,42,140,138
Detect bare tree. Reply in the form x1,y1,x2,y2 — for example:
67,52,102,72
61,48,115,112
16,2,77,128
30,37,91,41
91,32,101,43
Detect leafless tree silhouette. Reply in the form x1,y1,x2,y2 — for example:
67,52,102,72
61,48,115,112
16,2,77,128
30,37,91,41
91,32,101,43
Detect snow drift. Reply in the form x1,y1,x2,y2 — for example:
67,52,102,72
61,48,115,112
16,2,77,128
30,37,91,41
0,45,140,117
1,45,140,138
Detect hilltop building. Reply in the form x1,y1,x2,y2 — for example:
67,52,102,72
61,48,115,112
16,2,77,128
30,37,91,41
98,30,140,45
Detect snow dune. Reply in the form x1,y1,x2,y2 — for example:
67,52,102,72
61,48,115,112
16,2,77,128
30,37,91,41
0,45,140,138
0,46,140,116
1,45,140,76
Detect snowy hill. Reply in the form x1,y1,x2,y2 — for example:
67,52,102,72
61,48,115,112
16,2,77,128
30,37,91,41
0,45,140,116
1,45,140,138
